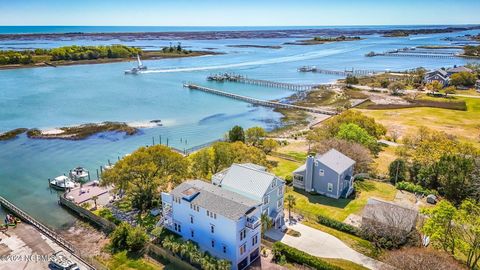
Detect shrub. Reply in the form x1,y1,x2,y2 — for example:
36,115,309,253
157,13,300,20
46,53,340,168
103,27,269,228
317,215,360,236
272,242,342,270
284,175,293,186
98,208,121,225
396,181,437,196
110,222,148,253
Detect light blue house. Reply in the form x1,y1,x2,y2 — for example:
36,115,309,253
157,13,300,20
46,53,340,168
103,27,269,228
293,149,355,199
212,163,285,229
161,180,262,270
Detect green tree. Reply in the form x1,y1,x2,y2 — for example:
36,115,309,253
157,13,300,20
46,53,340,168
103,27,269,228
228,125,245,142
437,155,476,206
443,86,456,97
102,145,189,216
345,75,359,85
126,225,149,252
260,139,279,154
308,110,386,141
455,199,480,269
426,81,443,93
450,71,477,87
261,213,273,234
245,126,266,146
388,82,405,95
335,123,379,154
388,158,407,185
421,200,457,254
286,194,296,221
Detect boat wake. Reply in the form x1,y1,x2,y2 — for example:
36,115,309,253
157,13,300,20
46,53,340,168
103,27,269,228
141,47,361,74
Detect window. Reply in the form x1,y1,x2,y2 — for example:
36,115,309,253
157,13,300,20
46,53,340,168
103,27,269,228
223,245,227,253
214,213,217,219
190,216,194,224
319,169,325,176
314,160,319,167
263,207,269,216
178,224,182,233
263,195,270,205
271,180,276,188
277,186,283,196
191,229,194,238
211,240,215,248
174,223,178,231
252,234,258,246
207,210,210,216
240,229,246,241
327,183,333,192
277,199,283,209
240,243,246,255
210,224,215,234
294,175,303,182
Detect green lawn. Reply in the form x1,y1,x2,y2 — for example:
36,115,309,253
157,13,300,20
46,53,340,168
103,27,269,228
287,179,397,222
268,155,302,179
358,97,480,147
98,251,165,270
323,258,370,270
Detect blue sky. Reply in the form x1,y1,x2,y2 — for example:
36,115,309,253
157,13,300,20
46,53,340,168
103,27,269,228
0,0,479,26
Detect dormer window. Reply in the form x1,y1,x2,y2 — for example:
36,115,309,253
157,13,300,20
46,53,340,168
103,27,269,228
314,160,319,167
319,169,324,176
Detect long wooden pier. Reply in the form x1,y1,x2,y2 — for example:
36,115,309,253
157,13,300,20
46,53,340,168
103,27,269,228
184,83,337,115
0,195,96,270
207,73,317,91
298,67,383,76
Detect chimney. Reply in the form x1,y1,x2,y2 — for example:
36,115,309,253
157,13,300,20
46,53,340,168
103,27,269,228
305,155,315,192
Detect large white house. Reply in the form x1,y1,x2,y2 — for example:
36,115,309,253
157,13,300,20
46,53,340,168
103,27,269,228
212,163,285,229
161,180,262,270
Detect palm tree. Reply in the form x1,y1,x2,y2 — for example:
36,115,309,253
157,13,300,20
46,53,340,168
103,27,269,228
92,195,98,209
261,213,273,234
286,194,296,222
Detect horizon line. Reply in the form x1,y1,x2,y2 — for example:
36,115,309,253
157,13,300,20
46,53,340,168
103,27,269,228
1,23,480,27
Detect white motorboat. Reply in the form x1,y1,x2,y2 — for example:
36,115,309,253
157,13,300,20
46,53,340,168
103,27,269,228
49,251,80,270
50,175,75,190
70,167,89,182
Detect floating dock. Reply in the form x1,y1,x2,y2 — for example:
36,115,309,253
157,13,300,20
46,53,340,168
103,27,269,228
207,73,317,91
184,83,337,115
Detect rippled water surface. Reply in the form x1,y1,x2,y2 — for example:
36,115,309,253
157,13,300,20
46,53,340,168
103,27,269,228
0,28,479,228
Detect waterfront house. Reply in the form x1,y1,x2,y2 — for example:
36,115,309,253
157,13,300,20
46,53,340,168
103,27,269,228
212,163,285,229
292,149,355,199
161,180,262,270
423,69,449,86
446,65,473,76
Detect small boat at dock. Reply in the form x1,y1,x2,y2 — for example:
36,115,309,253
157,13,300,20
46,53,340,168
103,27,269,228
69,167,89,182
50,175,75,190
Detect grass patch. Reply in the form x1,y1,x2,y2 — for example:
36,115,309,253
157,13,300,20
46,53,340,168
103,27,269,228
98,251,164,270
362,99,467,111
322,258,370,270
286,179,396,222
373,145,398,177
268,156,302,179
357,97,480,147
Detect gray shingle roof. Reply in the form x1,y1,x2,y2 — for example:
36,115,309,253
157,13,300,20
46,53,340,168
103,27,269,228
170,179,259,220
214,164,281,202
426,69,448,77
362,198,418,232
316,149,355,174
447,66,473,73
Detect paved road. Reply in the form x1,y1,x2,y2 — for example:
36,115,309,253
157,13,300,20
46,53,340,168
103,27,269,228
266,222,387,270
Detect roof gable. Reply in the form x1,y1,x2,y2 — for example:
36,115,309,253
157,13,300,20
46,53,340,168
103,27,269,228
316,149,355,174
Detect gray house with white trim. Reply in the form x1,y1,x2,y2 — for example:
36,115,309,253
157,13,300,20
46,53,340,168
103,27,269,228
212,163,285,229
292,149,355,199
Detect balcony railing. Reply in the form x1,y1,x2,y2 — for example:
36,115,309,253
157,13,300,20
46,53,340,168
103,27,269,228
246,216,261,230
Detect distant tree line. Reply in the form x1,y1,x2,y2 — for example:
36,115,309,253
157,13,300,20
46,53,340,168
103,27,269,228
0,45,142,65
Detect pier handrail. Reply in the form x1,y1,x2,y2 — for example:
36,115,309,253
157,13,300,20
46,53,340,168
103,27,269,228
0,195,96,270
184,83,337,115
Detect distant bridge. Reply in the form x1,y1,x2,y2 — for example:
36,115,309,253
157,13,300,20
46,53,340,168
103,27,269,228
298,67,384,76
184,83,337,115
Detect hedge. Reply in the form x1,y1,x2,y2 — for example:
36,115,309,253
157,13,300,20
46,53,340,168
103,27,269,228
272,242,342,270
317,215,360,236
396,181,437,196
